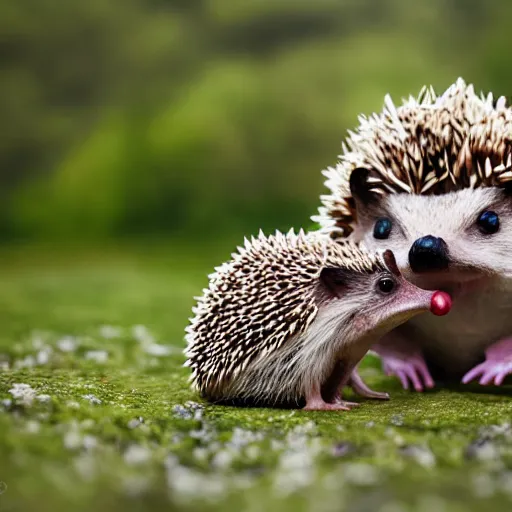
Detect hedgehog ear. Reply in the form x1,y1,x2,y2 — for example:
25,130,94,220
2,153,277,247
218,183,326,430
319,267,349,298
349,167,377,207
382,250,401,277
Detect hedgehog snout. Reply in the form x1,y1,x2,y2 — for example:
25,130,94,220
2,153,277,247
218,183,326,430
408,235,450,273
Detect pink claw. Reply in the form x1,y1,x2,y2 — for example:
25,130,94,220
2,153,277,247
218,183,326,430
382,354,434,392
462,338,512,386
373,335,435,392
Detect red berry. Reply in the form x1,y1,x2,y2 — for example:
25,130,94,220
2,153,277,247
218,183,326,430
430,291,452,316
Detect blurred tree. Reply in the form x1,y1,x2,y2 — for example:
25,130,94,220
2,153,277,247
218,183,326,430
2,0,512,241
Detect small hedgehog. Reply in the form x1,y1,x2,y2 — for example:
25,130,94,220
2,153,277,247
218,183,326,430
313,78,512,390
184,230,450,410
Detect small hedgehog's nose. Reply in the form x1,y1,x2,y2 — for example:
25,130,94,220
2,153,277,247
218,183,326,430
409,235,450,273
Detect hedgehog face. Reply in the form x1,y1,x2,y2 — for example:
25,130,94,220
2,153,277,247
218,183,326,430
318,250,434,342
313,78,512,297
349,184,512,293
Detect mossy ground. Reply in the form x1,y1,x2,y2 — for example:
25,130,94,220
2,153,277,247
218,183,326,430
0,240,511,512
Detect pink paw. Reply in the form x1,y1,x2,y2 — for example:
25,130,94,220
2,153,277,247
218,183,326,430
462,338,512,386
382,353,435,392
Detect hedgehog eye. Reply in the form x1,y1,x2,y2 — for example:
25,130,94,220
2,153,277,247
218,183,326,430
477,210,500,235
373,217,392,239
377,277,395,294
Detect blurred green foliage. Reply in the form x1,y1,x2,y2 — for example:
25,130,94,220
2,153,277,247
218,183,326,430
2,0,512,241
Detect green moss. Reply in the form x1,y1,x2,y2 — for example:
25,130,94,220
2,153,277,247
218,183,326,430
0,242,511,512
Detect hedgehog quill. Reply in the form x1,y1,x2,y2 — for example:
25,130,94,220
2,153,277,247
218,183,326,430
184,230,451,410
313,78,512,391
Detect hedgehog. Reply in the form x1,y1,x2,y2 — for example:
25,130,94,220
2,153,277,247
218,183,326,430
184,230,450,410
312,77,512,391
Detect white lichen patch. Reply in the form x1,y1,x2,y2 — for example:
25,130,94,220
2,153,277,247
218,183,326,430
64,430,83,450
132,325,155,345
143,343,174,357
122,474,151,497
124,444,152,466
99,325,122,339
343,463,381,486
9,383,37,406
127,417,144,429
82,394,102,405
73,454,97,481
25,420,41,434
399,445,436,468
82,435,98,451
3,325,186,374
84,350,109,363
36,347,52,365
57,336,79,353
14,355,36,369
211,449,236,470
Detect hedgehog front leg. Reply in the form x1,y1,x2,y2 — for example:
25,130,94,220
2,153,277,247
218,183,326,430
303,362,359,411
303,383,358,411
302,359,360,411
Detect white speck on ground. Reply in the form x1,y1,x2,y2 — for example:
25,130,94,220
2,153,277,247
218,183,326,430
124,444,151,465
245,445,260,460
193,447,209,461
472,472,496,499
165,464,227,504
31,336,45,349
36,348,52,365
82,435,98,451
14,355,36,369
122,475,151,497
57,337,78,352
343,463,380,486
466,439,500,461
399,445,436,468
74,454,97,481
132,325,155,344
99,325,122,339
228,428,264,449
25,420,41,434
85,350,109,363
64,430,83,450
143,343,173,357
9,383,37,406
211,449,235,470
274,448,315,496
82,394,102,405
127,417,143,429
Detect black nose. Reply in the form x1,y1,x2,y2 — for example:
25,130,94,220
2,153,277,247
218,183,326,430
409,235,450,273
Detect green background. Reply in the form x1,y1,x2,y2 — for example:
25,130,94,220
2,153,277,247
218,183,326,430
1,1,512,511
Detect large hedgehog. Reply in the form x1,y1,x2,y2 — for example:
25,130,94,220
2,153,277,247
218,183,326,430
313,78,512,390
185,230,449,410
